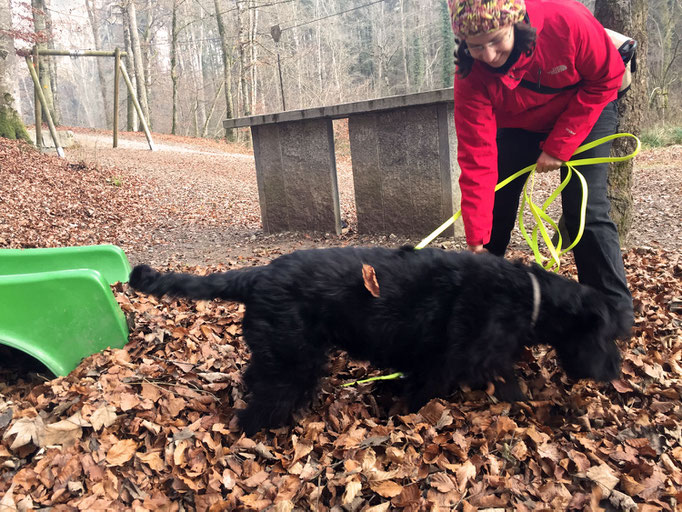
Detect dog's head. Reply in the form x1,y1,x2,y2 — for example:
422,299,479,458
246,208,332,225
548,285,630,383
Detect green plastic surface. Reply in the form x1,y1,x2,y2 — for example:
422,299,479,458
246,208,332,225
0,244,131,284
0,269,129,376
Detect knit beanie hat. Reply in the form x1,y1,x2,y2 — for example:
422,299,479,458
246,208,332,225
448,0,526,37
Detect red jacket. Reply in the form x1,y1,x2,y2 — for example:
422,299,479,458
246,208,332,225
454,0,625,246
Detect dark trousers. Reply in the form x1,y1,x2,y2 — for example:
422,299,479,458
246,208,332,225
484,101,633,319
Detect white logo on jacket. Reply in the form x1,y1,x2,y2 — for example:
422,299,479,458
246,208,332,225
548,65,568,75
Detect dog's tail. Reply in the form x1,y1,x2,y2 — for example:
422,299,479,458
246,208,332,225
129,264,258,303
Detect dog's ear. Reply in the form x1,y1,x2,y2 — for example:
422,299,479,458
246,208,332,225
585,292,632,341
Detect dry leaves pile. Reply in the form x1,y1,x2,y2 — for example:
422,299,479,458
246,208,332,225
0,135,681,510
1,249,680,511
0,138,167,256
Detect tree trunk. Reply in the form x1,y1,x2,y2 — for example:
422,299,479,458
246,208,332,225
440,0,455,88
315,0,323,94
170,0,179,134
235,0,251,117
125,0,150,128
594,0,648,244
141,0,154,125
190,1,207,134
123,9,138,131
43,2,60,125
0,0,31,142
31,0,58,125
201,80,224,137
85,0,112,128
399,0,410,92
249,3,258,112
214,0,235,140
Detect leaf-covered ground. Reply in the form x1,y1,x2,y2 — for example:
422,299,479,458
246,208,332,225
0,133,681,511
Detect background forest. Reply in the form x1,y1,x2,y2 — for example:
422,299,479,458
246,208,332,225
1,0,680,141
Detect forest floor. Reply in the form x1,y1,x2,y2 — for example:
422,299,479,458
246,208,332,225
0,128,681,511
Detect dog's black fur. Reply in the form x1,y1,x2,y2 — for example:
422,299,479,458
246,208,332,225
129,246,630,435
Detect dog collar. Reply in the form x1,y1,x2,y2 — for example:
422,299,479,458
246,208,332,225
528,271,541,328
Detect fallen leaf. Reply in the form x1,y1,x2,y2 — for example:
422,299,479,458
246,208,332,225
106,439,138,466
90,404,118,431
369,480,403,498
586,463,619,495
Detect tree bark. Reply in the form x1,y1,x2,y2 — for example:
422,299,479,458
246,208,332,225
235,0,251,117
141,0,154,124
214,0,235,140
249,3,258,112
123,8,138,131
31,0,58,125
594,0,648,244
190,1,207,134
43,1,60,125
85,0,112,128
0,0,31,141
170,0,180,134
125,0,150,128
399,0,410,92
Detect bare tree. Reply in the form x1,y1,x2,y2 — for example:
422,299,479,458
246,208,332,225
0,0,30,141
85,0,112,128
235,0,252,117
170,0,181,134
213,0,235,139
125,0,150,126
122,6,138,131
399,0,410,91
140,0,156,124
647,0,680,120
31,0,58,125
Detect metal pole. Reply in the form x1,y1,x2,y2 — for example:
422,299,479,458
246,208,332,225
25,56,64,157
118,61,155,151
114,48,120,148
32,46,42,148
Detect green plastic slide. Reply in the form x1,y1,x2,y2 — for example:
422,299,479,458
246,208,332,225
0,244,131,285
0,245,132,376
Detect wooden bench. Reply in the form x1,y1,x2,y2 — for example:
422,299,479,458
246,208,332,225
223,88,463,238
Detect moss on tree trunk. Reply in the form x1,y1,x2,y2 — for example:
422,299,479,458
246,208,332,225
0,105,32,143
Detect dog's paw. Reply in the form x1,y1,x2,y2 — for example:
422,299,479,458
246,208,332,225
237,409,263,437
128,264,159,292
493,378,527,403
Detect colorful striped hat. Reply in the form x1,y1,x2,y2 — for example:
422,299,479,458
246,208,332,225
447,0,526,37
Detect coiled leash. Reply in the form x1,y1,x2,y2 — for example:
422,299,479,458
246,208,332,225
343,133,640,387
415,132,641,270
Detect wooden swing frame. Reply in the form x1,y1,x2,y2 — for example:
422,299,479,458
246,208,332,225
26,46,155,157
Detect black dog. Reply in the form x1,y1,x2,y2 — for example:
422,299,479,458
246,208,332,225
129,246,629,435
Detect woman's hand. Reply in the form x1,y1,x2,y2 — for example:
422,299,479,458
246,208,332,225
535,151,564,173
467,244,488,254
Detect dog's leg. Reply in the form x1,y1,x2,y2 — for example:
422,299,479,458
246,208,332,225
237,334,328,436
402,363,457,411
492,372,526,403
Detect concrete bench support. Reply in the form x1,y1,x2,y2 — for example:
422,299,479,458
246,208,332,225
349,103,458,236
225,88,463,238
252,119,341,234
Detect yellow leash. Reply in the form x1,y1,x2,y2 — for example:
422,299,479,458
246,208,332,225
343,133,640,387
416,133,640,271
